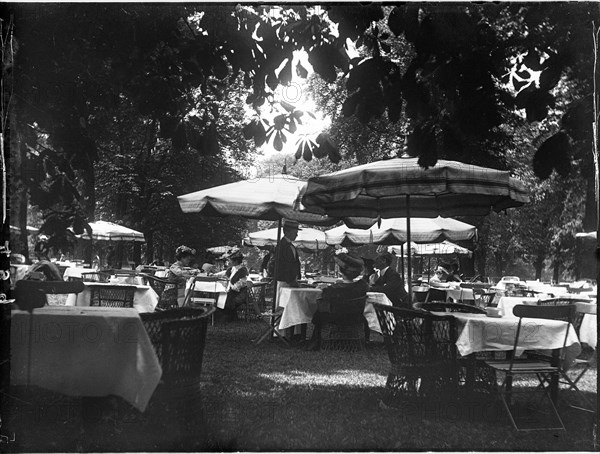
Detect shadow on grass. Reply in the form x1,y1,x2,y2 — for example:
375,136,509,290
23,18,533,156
4,320,597,451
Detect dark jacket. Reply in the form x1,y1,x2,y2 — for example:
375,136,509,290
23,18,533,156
314,279,369,324
321,279,369,305
274,237,301,284
370,267,409,308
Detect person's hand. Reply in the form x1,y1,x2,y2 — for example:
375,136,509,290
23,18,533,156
369,273,378,286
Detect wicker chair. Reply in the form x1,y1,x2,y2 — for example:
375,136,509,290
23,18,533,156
89,284,136,308
140,306,214,446
318,295,367,352
144,274,180,311
81,271,111,283
538,297,591,306
238,284,266,321
414,301,487,315
374,303,460,401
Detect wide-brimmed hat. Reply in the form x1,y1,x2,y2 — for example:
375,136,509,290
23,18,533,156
175,245,196,259
228,249,244,261
282,219,302,230
334,252,364,272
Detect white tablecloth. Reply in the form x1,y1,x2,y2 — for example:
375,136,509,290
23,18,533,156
189,278,228,309
495,296,539,316
63,267,96,281
277,288,392,334
10,306,162,412
579,312,597,349
428,285,474,302
442,312,581,366
65,282,159,313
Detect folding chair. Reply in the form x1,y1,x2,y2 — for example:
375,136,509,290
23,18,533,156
560,301,597,413
483,304,576,431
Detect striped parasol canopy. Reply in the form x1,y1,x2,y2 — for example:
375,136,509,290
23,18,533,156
244,227,327,251
325,216,476,246
178,174,335,226
299,157,529,221
299,157,528,300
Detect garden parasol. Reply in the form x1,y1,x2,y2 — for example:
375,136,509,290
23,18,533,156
243,227,327,252
75,221,145,242
388,240,473,281
299,157,529,301
324,216,476,246
178,173,337,344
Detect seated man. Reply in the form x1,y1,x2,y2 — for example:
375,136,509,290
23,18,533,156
306,252,369,351
369,252,409,308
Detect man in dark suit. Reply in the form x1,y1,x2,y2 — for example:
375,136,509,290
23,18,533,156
369,252,409,308
274,219,301,288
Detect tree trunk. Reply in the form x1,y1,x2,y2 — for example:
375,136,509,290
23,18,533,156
534,255,545,280
552,259,560,284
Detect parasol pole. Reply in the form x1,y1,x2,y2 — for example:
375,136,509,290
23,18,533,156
400,244,405,282
406,195,412,304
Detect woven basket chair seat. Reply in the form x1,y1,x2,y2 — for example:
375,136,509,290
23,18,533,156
374,303,460,401
89,284,136,308
81,272,111,283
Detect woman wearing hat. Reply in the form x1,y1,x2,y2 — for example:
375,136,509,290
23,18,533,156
214,250,255,321
163,245,200,308
305,251,369,351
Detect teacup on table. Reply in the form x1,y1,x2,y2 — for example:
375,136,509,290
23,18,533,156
485,307,502,318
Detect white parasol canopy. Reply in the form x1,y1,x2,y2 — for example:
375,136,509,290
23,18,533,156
10,225,40,234
575,231,597,240
76,221,145,242
178,173,335,225
325,216,476,246
388,240,472,257
243,227,327,251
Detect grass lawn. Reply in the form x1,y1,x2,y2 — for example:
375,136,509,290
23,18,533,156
6,318,597,451
199,320,597,452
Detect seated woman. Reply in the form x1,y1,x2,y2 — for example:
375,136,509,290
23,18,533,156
429,265,451,287
447,263,462,282
24,239,62,281
162,245,200,308
214,250,255,321
306,252,369,351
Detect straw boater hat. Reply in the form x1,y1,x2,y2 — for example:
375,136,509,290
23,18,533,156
282,219,302,230
334,252,364,274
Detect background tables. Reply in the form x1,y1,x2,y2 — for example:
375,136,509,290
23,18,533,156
495,296,539,316
63,267,95,281
65,282,159,313
277,287,393,334
10,306,162,412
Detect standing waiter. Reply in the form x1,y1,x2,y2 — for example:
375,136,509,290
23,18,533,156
274,219,302,341
274,219,301,289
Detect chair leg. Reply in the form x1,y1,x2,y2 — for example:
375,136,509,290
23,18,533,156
497,372,566,431
560,371,596,413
